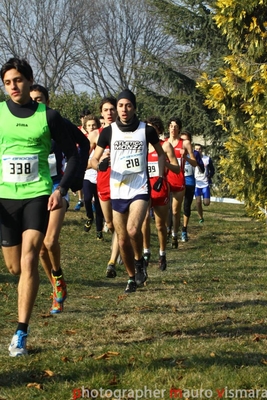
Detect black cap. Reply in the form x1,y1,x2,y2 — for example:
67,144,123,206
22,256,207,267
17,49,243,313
117,89,136,109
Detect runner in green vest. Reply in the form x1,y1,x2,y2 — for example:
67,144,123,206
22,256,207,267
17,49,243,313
0,57,79,357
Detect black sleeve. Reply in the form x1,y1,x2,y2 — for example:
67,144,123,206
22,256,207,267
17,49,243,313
146,125,160,146
63,119,90,192
97,126,112,148
194,150,205,173
208,157,215,178
64,118,90,171
46,108,79,191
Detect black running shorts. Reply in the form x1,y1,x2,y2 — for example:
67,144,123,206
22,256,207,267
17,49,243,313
0,195,50,247
111,194,150,214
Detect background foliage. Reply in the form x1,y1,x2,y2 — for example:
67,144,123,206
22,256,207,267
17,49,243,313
197,0,267,217
0,0,266,215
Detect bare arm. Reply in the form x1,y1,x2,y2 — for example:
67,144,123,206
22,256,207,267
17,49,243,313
88,129,99,153
183,139,197,166
162,141,180,174
87,129,99,169
91,145,106,170
153,142,166,177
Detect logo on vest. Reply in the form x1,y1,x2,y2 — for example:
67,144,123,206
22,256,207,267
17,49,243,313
114,140,143,151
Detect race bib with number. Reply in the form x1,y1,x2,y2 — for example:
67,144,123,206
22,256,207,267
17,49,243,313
48,153,57,177
2,155,39,183
120,153,144,175
148,161,159,178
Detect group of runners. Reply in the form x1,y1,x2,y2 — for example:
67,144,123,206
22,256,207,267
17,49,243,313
76,104,214,277
0,57,214,357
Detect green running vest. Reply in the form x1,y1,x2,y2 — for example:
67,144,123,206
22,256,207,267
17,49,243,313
0,102,52,199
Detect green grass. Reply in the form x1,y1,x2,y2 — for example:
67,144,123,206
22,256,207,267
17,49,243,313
0,197,267,400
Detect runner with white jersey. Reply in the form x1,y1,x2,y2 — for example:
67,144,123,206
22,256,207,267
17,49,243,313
91,90,165,293
194,143,215,224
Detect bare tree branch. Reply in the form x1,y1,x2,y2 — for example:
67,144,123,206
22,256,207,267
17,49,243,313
76,0,176,95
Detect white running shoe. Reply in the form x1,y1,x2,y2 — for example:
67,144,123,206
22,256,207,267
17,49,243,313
9,330,28,357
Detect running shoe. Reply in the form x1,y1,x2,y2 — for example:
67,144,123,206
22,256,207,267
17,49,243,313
159,255,167,271
134,257,147,286
124,279,137,293
84,218,93,232
51,273,67,303
9,330,28,357
171,236,178,249
143,252,151,267
74,200,84,211
106,263,117,278
97,231,103,241
181,231,188,242
50,293,63,314
199,218,204,224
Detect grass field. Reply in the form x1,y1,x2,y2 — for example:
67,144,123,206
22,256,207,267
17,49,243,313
0,197,267,400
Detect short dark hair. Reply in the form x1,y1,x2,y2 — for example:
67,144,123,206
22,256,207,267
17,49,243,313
167,116,182,130
180,130,192,142
145,116,164,135
1,58,33,82
30,84,49,102
80,108,91,118
99,96,117,112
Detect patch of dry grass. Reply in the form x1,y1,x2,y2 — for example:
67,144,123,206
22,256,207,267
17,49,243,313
0,199,266,399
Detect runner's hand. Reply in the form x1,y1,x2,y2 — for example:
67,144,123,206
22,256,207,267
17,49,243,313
153,177,163,192
48,191,63,211
98,157,110,171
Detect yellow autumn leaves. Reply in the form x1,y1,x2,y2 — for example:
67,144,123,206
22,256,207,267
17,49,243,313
197,1,267,217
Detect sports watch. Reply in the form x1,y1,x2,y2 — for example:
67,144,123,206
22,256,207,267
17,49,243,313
55,186,67,196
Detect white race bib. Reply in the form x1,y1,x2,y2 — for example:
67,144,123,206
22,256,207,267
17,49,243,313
120,153,144,175
148,161,159,178
48,153,57,177
2,155,39,183
184,162,194,177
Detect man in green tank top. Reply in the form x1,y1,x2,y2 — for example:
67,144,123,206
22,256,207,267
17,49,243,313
0,58,79,357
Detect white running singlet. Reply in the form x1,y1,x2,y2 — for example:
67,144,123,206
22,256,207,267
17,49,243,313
109,121,148,200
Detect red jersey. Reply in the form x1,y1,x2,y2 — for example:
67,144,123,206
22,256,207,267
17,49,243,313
147,141,170,207
166,138,185,192
96,127,111,201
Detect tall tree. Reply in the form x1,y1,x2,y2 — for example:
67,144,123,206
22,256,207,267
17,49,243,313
0,0,88,92
197,0,267,217
139,0,229,150
149,0,228,75
49,91,101,126
75,0,175,96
